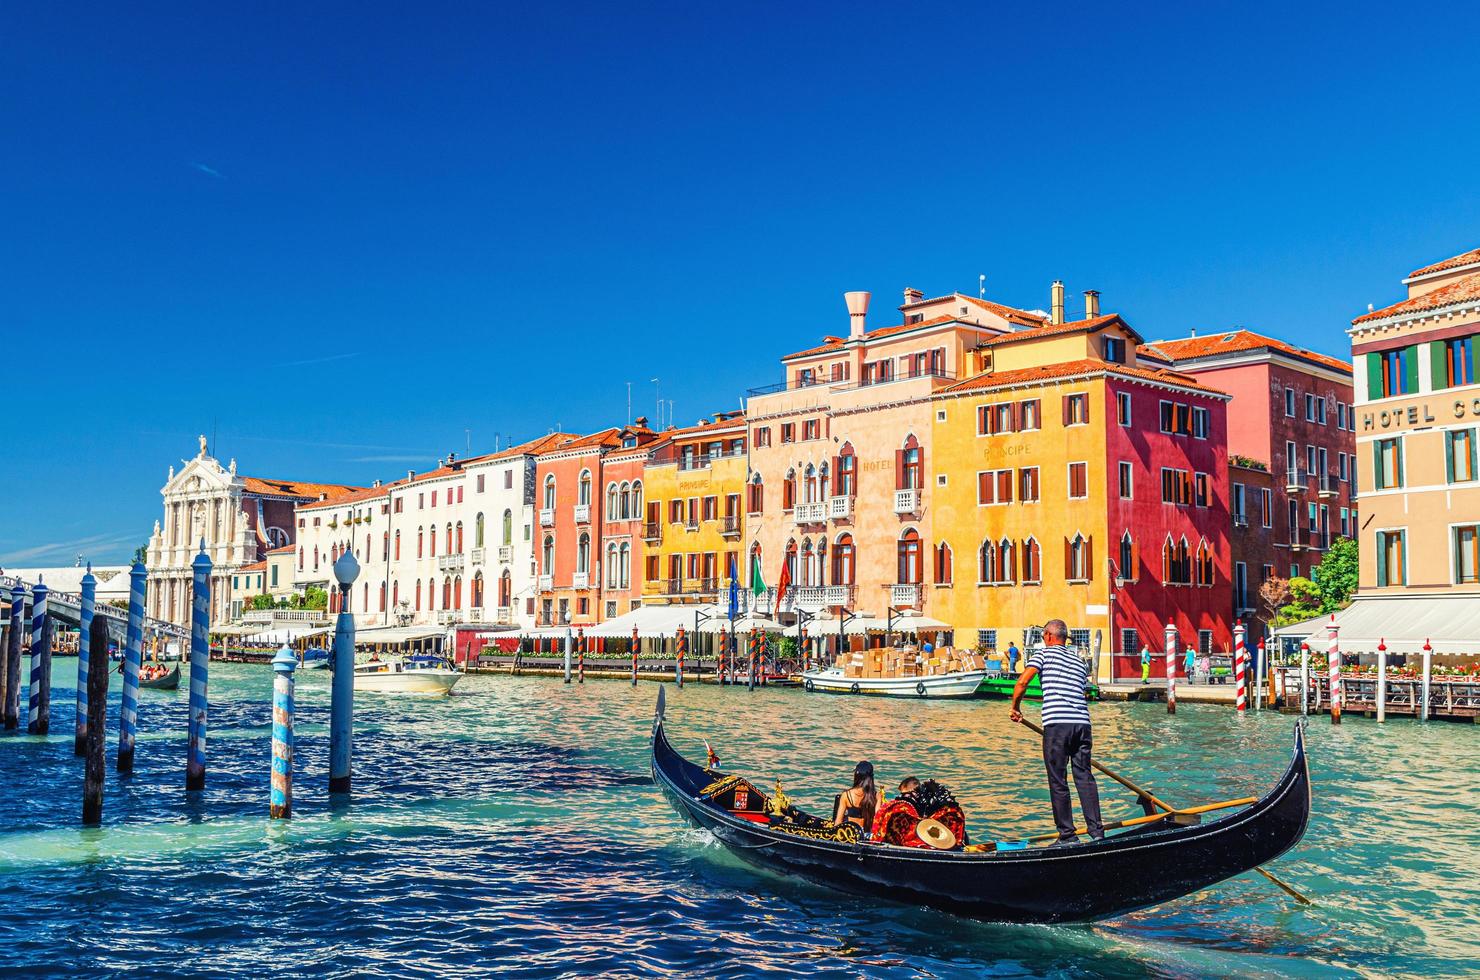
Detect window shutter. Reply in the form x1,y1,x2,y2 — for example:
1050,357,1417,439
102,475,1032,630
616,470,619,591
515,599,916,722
1431,341,1450,391
895,449,905,489
1446,433,1455,484
1399,533,1408,585
978,472,991,504
1131,537,1139,580
1062,396,1071,426
1470,433,1478,483
1403,345,1420,394
1375,534,1388,587
1085,537,1094,580
1063,537,1072,578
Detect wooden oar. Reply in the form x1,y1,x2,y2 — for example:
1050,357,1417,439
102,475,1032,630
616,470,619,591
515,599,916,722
1016,795,1259,844
1014,716,1314,905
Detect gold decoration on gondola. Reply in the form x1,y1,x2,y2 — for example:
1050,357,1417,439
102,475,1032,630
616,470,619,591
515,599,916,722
764,779,792,817
772,821,861,844
696,773,749,799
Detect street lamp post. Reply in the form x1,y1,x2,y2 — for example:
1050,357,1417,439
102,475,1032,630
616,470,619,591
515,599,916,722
329,550,360,795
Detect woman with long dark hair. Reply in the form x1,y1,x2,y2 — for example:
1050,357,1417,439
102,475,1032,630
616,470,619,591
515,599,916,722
832,760,878,835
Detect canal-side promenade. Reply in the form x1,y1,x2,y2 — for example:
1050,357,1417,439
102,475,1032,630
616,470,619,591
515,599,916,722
0,665,1475,978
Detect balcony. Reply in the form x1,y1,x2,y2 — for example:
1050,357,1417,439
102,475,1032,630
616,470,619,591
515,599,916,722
495,605,513,624
893,488,921,515
720,515,740,538
538,573,553,591
467,607,483,623
439,553,466,572
684,516,700,531
793,501,827,525
574,503,591,524
539,507,556,527
829,495,854,521
1288,529,1307,552
470,547,485,565
1317,473,1340,498
1232,513,1249,528
890,583,921,608
1285,467,1308,494
641,521,662,543
497,545,512,564
795,586,828,611
572,572,589,590
825,584,854,608
437,610,457,625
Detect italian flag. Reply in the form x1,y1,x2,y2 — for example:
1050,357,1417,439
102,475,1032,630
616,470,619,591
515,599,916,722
750,553,767,597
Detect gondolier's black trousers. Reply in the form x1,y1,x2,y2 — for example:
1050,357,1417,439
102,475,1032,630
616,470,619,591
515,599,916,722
1042,723,1104,841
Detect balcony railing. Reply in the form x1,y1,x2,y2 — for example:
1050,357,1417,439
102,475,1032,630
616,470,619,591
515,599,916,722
1285,467,1309,493
572,572,589,589
242,608,326,624
720,515,740,537
539,507,556,527
1232,513,1249,528
893,488,921,515
642,521,662,543
890,583,921,608
470,547,485,565
794,501,827,524
1318,473,1340,498
498,545,513,563
684,517,699,531
495,605,513,624
439,553,466,572
467,607,483,623
574,503,591,524
537,573,553,591
825,584,854,608
829,495,854,520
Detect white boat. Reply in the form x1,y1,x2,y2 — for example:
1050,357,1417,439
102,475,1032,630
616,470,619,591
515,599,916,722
353,655,461,695
800,665,989,698
301,647,331,670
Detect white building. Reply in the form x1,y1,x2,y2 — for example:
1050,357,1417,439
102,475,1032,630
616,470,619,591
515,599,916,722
291,434,563,631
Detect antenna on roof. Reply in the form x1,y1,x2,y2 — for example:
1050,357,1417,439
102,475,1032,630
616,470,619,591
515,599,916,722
979,274,986,299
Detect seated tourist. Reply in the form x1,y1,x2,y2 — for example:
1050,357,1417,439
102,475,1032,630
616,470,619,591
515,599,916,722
871,778,970,849
832,761,878,835
897,776,920,797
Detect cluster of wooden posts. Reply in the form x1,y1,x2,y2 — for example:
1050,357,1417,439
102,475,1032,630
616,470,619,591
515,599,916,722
0,545,369,824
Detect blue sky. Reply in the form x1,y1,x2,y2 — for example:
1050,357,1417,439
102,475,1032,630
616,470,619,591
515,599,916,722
3,2,1478,567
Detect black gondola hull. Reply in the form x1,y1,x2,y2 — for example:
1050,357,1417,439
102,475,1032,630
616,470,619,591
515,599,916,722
650,691,1310,924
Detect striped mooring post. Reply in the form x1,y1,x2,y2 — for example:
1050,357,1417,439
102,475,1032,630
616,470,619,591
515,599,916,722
675,627,686,687
0,582,9,717
631,626,640,686
270,644,297,819
329,550,360,795
28,578,51,735
82,616,110,826
1299,643,1310,717
1326,614,1342,726
1257,638,1269,710
563,627,573,684
118,560,147,773
1420,639,1433,722
1376,639,1388,723
577,627,585,684
4,584,24,731
75,565,97,755
747,628,758,692
800,626,810,672
1233,620,1248,715
185,545,212,791
1163,621,1177,715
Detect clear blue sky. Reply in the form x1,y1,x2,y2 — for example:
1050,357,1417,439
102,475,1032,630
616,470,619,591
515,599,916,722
3,2,1478,567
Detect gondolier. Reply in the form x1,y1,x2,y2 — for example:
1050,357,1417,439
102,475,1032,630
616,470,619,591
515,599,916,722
1009,619,1104,844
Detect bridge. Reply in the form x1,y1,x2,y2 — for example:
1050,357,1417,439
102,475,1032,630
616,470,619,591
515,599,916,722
0,574,189,644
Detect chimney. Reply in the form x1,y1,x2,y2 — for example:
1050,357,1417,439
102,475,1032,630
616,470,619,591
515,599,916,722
1050,281,1065,325
372,479,382,489
407,469,415,482
1084,289,1100,319
902,287,923,307
845,291,871,340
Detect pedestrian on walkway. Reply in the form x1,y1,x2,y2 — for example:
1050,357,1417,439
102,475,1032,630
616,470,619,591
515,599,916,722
1140,645,1151,685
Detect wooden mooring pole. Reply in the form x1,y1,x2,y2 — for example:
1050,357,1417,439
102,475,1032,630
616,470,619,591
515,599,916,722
82,616,109,825
3,584,23,731
28,580,51,735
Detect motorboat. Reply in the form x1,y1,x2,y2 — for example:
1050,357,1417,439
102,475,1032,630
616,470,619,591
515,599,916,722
800,665,989,698
353,654,461,695
300,647,331,670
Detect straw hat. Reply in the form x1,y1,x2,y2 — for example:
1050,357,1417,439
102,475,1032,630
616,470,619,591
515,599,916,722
916,818,957,850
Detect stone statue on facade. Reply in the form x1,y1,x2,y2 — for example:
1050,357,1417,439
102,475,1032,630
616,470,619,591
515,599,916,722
199,434,208,457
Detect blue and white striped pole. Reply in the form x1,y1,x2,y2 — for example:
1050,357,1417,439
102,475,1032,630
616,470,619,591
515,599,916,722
185,545,212,791
118,560,147,773
270,644,297,819
0,581,10,721
4,584,24,730
329,550,360,795
74,564,97,756
28,579,49,735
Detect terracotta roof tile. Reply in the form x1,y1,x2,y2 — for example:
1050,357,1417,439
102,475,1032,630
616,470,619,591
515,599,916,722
1145,329,1351,374
266,545,295,555
781,316,959,360
1352,270,1480,325
957,294,1050,326
973,313,1131,349
238,561,267,572
240,476,366,499
942,358,1224,397
1409,247,1480,279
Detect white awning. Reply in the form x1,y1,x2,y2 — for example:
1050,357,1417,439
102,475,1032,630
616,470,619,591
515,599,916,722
353,625,445,644
1281,594,1480,655
242,625,333,644
583,603,722,638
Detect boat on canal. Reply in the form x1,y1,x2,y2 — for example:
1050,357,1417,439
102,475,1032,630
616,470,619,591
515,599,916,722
140,663,180,690
353,654,461,695
800,664,989,698
650,689,1311,924
300,647,330,670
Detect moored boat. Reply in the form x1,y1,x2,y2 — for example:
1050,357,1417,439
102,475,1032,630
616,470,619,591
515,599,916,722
353,655,461,695
139,663,180,690
801,665,988,698
300,647,331,670
650,688,1311,924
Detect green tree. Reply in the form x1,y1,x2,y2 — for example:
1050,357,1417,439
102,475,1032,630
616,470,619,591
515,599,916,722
1311,537,1358,613
301,586,328,611
132,544,149,565
1274,576,1323,626
249,593,276,610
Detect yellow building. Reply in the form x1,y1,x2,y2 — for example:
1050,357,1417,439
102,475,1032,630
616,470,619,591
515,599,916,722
640,412,748,605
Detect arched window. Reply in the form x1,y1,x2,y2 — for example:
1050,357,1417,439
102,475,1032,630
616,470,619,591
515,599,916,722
978,539,995,584
804,464,818,504
819,461,830,501
632,480,643,516
542,534,555,572
1163,535,1192,586
471,572,483,608
1023,537,1042,584
618,481,631,520
417,527,424,559
502,509,512,547
475,513,485,549
363,582,370,613
379,582,386,612
447,522,455,555
499,569,512,607
783,468,797,510
455,521,464,554
897,528,921,584
394,530,401,561
383,531,389,562
748,474,765,514
543,474,556,510
578,469,592,506
442,577,452,609
998,538,1016,584
898,435,923,490
1119,531,1137,582
606,542,619,588
1065,533,1092,582
298,546,304,570
833,534,855,585
800,539,814,586
454,575,463,610
392,581,399,609
619,542,630,588
577,532,590,574
934,541,953,585
429,526,437,557
815,538,828,587
838,442,857,497
1195,539,1214,587
606,482,618,519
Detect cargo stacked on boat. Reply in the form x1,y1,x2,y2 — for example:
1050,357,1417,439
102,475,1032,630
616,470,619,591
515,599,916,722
839,647,986,679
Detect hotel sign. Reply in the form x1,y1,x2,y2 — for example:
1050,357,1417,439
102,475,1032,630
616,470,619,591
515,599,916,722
1362,396,1480,433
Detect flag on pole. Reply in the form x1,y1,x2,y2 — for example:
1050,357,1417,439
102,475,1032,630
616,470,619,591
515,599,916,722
727,555,739,619
750,553,766,598
776,556,792,613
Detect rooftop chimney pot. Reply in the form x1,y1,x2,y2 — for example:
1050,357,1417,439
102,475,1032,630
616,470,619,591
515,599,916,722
845,291,871,340
1050,281,1065,325
1084,289,1100,319
902,287,923,307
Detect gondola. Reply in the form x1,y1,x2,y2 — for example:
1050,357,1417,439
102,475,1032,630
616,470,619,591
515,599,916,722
650,689,1311,924
139,664,180,690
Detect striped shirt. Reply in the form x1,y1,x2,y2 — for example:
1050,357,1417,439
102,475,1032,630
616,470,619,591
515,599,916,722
1028,644,1092,726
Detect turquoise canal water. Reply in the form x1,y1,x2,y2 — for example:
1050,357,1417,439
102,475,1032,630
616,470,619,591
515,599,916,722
0,665,1476,978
